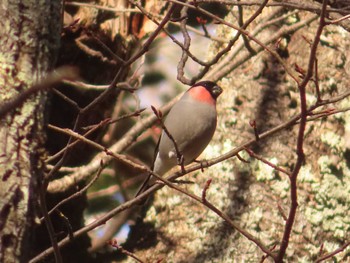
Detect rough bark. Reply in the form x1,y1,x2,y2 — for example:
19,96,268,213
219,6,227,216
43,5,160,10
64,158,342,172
0,1,61,262
125,6,350,262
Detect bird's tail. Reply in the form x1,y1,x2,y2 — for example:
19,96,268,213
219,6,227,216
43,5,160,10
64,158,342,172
135,172,153,198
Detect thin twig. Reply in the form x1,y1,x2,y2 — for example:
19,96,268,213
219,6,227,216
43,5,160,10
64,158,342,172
192,0,346,15
276,0,328,261
0,67,78,119
185,0,270,84
237,6,256,54
38,180,63,263
66,2,141,13
168,0,300,84
125,2,177,67
47,124,148,172
30,85,350,261
244,148,291,177
47,93,179,193
40,161,104,222
327,13,350,24
46,118,110,164
75,35,118,65
151,106,185,171
315,240,350,262
202,179,212,202
56,210,74,240
249,120,260,141
108,239,144,263
177,5,192,82
63,80,138,92
206,10,316,82
306,107,350,122
156,173,274,258
314,58,322,102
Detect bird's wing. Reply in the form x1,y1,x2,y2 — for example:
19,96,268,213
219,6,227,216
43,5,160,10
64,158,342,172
134,132,162,198
151,133,162,171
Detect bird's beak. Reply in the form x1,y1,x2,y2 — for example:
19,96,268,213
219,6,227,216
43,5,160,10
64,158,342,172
212,85,223,98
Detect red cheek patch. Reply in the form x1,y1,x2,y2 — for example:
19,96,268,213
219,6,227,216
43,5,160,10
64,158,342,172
188,86,215,105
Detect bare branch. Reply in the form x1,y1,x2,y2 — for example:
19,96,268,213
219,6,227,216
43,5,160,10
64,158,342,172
0,67,78,119
40,161,104,223
276,0,329,260
245,148,292,177
46,95,178,193
30,84,350,261
66,2,141,13
315,240,350,262
151,106,185,171
108,239,144,263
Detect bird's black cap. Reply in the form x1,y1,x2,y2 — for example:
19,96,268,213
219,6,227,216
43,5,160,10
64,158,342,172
193,81,223,99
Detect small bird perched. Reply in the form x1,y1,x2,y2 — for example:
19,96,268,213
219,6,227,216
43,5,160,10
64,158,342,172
136,81,223,197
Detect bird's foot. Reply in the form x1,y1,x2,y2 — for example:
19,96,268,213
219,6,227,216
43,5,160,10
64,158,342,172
177,154,186,173
194,159,209,172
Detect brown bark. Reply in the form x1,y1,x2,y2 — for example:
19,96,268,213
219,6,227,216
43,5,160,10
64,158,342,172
0,0,61,262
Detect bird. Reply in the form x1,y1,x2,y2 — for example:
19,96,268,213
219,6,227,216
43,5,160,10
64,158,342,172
136,80,223,198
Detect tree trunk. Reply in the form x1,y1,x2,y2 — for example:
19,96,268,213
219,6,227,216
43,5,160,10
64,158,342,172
0,1,61,262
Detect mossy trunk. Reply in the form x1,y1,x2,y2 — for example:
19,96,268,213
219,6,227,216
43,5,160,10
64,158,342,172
0,1,61,262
